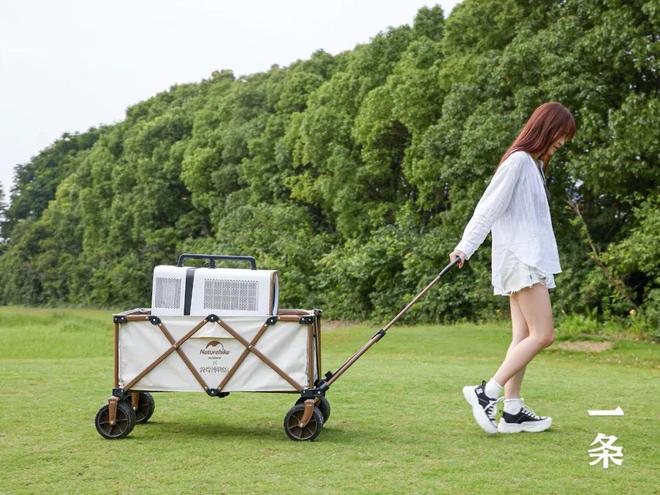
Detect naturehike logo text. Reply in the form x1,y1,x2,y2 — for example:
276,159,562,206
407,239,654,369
200,340,230,355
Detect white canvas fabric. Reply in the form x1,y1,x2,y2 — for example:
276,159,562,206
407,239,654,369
118,315,315,392
455,150,561,277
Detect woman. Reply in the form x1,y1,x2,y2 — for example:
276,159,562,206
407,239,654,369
450,102,576,434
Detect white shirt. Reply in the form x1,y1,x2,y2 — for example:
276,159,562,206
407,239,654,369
454,150,561,275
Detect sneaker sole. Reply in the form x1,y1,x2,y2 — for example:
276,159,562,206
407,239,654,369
497,417,552,433
462,386,497,434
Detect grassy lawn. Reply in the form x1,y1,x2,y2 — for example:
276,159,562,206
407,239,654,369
0,306,658,494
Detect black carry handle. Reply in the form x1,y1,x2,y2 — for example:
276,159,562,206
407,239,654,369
176,253,257,270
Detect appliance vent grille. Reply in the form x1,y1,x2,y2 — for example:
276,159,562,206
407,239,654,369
154,277,181,309
203,279,258,311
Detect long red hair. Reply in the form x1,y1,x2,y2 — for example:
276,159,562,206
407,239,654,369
499,102,576,172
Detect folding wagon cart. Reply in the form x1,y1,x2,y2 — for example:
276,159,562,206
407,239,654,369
95,253,459,441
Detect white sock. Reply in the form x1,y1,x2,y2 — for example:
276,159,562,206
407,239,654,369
504,398,523,414
484,378,503,399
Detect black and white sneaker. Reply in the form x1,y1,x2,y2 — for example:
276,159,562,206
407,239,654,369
497,400,552,433
462,380,502,434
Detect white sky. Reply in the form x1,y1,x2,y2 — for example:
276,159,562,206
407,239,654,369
0,0,460,200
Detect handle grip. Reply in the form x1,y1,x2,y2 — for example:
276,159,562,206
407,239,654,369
438,255,462,277
176,253,257,270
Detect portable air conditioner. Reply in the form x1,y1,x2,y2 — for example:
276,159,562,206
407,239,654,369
151,254,278,317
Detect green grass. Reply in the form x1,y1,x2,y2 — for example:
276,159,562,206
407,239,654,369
1,306,658,494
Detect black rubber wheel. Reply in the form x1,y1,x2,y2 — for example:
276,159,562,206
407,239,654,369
283,404,324,441
95,402,136,439
296,396,331,423
123,392,155,424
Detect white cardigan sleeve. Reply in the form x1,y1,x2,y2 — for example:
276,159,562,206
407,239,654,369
454,154,524,259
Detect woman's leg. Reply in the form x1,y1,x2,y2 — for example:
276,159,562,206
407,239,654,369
504,295,529,399
492,283,555,387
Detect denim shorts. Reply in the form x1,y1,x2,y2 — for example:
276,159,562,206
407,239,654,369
493,249,556,296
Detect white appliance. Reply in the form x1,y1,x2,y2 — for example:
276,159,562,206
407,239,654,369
151,254,279,317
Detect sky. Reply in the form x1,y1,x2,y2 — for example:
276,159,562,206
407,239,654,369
0,0,460,201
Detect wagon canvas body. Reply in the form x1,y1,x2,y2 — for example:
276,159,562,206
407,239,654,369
114,310,321,395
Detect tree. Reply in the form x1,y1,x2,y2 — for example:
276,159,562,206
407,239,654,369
1,1,657,337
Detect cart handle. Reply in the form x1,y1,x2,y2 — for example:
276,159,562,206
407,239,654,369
320,255,462,389
382,255,461,333
176,253,257,270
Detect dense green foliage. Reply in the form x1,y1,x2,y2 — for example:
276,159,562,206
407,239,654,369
1,1,658,335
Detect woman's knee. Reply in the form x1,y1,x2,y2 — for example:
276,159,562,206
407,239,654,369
534,328,555,348
513,284,554,348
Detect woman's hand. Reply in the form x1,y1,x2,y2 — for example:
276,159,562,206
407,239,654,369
449,250,466,269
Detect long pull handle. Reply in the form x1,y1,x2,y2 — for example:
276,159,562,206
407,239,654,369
325,256,462,388
382,256,461,332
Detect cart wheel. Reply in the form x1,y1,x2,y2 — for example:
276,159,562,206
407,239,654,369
123,392,155,424
95,402,136,439
296,396,331,423
284,404,324,441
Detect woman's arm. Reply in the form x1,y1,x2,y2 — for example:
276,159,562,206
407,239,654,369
453,154,524,260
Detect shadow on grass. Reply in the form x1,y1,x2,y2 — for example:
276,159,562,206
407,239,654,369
134,420,277,439
127,419,366,443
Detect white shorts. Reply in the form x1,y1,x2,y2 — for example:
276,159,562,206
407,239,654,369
493,249,556,296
